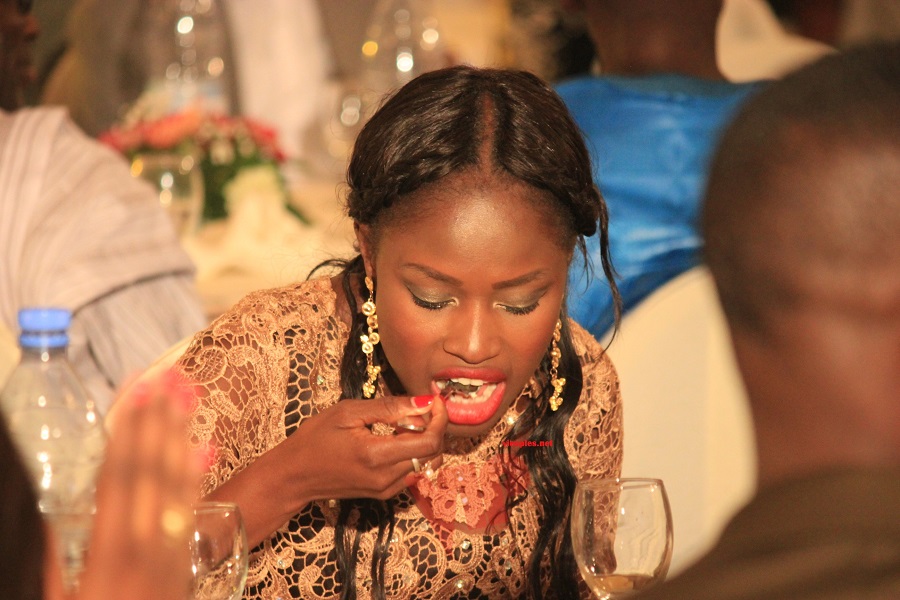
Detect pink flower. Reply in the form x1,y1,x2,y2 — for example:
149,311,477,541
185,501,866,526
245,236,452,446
244,117,277,145
99,109,287,164
142,109,204,150
98,125,144,154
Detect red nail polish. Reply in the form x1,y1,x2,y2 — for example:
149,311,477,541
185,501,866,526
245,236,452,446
411,395,434,408
174,385,196,414
130,382,151,407
160,368,182,388
200,443,217,470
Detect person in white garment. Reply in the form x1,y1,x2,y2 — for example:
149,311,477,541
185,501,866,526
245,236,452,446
39,0,358,160
0,0,207,412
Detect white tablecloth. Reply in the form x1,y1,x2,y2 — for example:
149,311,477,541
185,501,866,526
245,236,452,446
185,171,355,319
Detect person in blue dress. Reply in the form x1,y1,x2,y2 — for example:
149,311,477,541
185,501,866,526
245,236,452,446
558,0,764,338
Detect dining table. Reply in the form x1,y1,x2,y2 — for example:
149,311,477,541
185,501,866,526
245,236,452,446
183,170,356,321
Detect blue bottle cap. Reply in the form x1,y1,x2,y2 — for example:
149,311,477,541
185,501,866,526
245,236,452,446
18,307,71,349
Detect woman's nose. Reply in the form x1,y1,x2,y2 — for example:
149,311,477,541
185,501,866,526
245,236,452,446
442,304,501,365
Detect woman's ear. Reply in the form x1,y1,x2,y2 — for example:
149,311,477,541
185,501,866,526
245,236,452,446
355,223,375,279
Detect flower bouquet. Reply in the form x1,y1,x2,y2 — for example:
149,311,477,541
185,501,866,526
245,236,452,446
100,108,307,224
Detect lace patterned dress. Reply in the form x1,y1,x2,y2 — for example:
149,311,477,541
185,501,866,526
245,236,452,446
177,276,622,599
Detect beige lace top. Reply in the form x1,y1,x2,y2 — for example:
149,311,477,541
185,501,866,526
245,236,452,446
177,277,622,600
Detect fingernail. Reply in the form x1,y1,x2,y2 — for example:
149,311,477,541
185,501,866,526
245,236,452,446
173,384,196,414
130,382,151,407
411,395,434,408
160,368,182,388
199,443,217,470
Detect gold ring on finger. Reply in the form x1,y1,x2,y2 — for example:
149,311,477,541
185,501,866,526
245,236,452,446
411,457,422,473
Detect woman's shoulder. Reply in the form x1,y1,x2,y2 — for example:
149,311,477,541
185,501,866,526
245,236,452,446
569,319,619,411
176,277,347,431
215,276,340,329
179,276,345,368
565,319,623,479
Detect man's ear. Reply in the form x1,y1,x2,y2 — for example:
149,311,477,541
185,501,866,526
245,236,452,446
355,222,375,279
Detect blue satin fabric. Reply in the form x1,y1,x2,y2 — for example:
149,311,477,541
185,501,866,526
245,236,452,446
558,75,763,338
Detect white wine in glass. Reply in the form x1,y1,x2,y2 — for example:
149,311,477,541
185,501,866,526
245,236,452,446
571,478,673,599
191,501,249,600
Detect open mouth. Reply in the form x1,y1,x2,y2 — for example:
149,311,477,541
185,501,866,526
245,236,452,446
437,377,499,403
434,377,506,426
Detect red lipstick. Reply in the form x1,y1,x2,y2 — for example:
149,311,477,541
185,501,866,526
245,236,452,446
431,368,507,426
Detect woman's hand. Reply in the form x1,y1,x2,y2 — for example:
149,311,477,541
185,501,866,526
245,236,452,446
70,371,205,600
287,395,448,505
206,394,448,548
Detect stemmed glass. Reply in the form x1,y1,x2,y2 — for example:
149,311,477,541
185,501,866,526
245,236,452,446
131,152,204,239
571,478,674,599
190,501,249,600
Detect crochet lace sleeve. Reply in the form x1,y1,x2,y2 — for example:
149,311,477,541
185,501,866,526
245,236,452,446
565,323,623,482
175,287,299,495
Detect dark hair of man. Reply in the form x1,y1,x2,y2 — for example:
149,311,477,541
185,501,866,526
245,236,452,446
703,42,900,335
314,65,621,599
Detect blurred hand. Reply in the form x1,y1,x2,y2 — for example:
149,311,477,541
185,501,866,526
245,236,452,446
73,370,206,600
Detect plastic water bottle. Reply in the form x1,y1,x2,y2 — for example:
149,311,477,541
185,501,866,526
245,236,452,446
0,308,107,593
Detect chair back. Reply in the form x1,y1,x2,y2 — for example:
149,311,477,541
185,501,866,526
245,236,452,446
602,266,756,574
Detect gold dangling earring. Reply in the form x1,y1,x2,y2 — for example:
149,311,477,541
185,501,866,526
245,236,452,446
360,276,381,398
548,319,566,411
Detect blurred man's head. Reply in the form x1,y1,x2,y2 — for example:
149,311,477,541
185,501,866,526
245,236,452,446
703,43,900,486
0,0,38,110
563,0,724,78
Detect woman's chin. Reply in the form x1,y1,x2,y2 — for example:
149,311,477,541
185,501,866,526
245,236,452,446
441,381,510,436
443,384,519,437
444,418,498,437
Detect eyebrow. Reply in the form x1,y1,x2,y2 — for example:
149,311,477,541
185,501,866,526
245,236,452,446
402,263,549,290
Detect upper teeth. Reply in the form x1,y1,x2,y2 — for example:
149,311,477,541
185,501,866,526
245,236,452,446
452,377,484,386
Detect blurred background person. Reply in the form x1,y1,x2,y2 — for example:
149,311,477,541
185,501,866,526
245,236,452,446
35,0,508,164
556,0,764,339
506,0,835,85
637,42,900,599
0,0,39,110
765,0,900,48
0,0,207,411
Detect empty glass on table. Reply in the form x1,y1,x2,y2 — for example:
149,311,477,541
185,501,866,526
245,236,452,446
131,152,204,239
190,501,249,600
571,477,674,599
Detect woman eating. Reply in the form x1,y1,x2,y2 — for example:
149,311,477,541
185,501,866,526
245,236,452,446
177,65,623,599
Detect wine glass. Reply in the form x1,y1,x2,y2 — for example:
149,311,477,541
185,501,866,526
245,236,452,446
131,152,204,239
571,478,673,599
305,80,375,179
190,501,249,600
